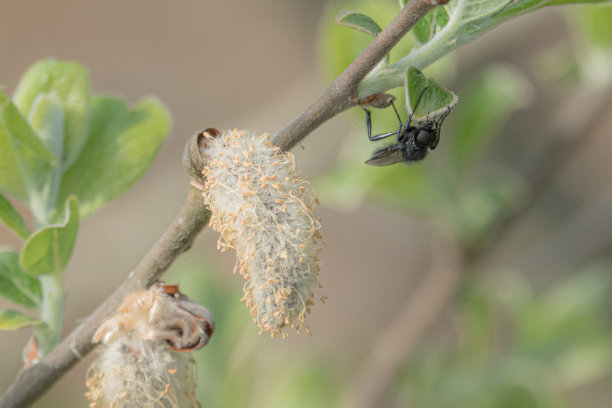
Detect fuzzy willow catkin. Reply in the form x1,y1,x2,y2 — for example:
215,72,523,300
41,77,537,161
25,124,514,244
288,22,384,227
200,129,324,338
86,283,213,408
86,337,198,408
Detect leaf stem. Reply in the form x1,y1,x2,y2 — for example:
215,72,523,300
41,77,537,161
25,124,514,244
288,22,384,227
28,193,49,227
35,274,64,356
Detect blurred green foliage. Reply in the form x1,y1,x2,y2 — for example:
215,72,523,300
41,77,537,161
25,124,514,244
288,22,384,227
395,267,612,408
166,257,612,408
312,1,612,407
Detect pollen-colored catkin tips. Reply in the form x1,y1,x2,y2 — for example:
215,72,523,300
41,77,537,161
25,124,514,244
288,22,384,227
86,283,212,408
200,129,324,338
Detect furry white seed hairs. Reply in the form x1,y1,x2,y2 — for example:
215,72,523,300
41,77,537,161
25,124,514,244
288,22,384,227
86,282,213,408
198,129,325,338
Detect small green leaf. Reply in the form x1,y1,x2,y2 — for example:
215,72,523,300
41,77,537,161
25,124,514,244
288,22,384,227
20,196,79,277
0,192,30,239
336,11,383,37
58,96,170,217
412,8,449,45
0,251,41,308
0,112,27,200
0,310,44,330
434,7,450,30
13,60,91,170
320,0,414,80
0,91,57,204
412,12,434,44
0,92,56,163
28,93,64,160
405,66,458,120
25,93,65,216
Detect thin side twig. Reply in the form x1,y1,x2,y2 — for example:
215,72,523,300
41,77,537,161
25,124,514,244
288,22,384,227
0,1,441,406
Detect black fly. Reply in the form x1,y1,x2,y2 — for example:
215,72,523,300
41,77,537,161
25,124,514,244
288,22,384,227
361,87,451,166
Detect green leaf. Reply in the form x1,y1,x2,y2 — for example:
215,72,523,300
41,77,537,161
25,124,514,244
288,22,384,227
25,93,65,217
336,11,382,37
13,59,91,170
20,196,79,277
412,12,434,44
0,192,30,239
0,91,57,204
0,310,44,330
28,93,64,160
0,92,57,205
319,0,414,80
58,96,170,217
0,111,27,200
0,251,41,308
412,7,449,44
405,66,457,120
0,92,56,163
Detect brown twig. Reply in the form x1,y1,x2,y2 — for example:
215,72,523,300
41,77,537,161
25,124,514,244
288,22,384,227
271,0,443,150
0,1,439,406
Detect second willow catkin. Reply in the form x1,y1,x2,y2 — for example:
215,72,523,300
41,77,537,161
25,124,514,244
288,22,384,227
85,283,213,408
199,129,324,338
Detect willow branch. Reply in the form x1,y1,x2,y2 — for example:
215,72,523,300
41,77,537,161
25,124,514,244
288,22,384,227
271,0,444,150
0,188,210,408
1,1,441,406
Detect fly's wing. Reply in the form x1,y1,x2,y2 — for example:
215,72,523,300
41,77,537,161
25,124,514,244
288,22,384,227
365,144,404,166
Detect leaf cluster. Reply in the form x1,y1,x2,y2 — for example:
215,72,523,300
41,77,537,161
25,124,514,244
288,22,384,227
0,60,169,349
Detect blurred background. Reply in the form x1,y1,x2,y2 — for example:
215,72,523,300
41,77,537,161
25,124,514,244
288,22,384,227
1,0,612,407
